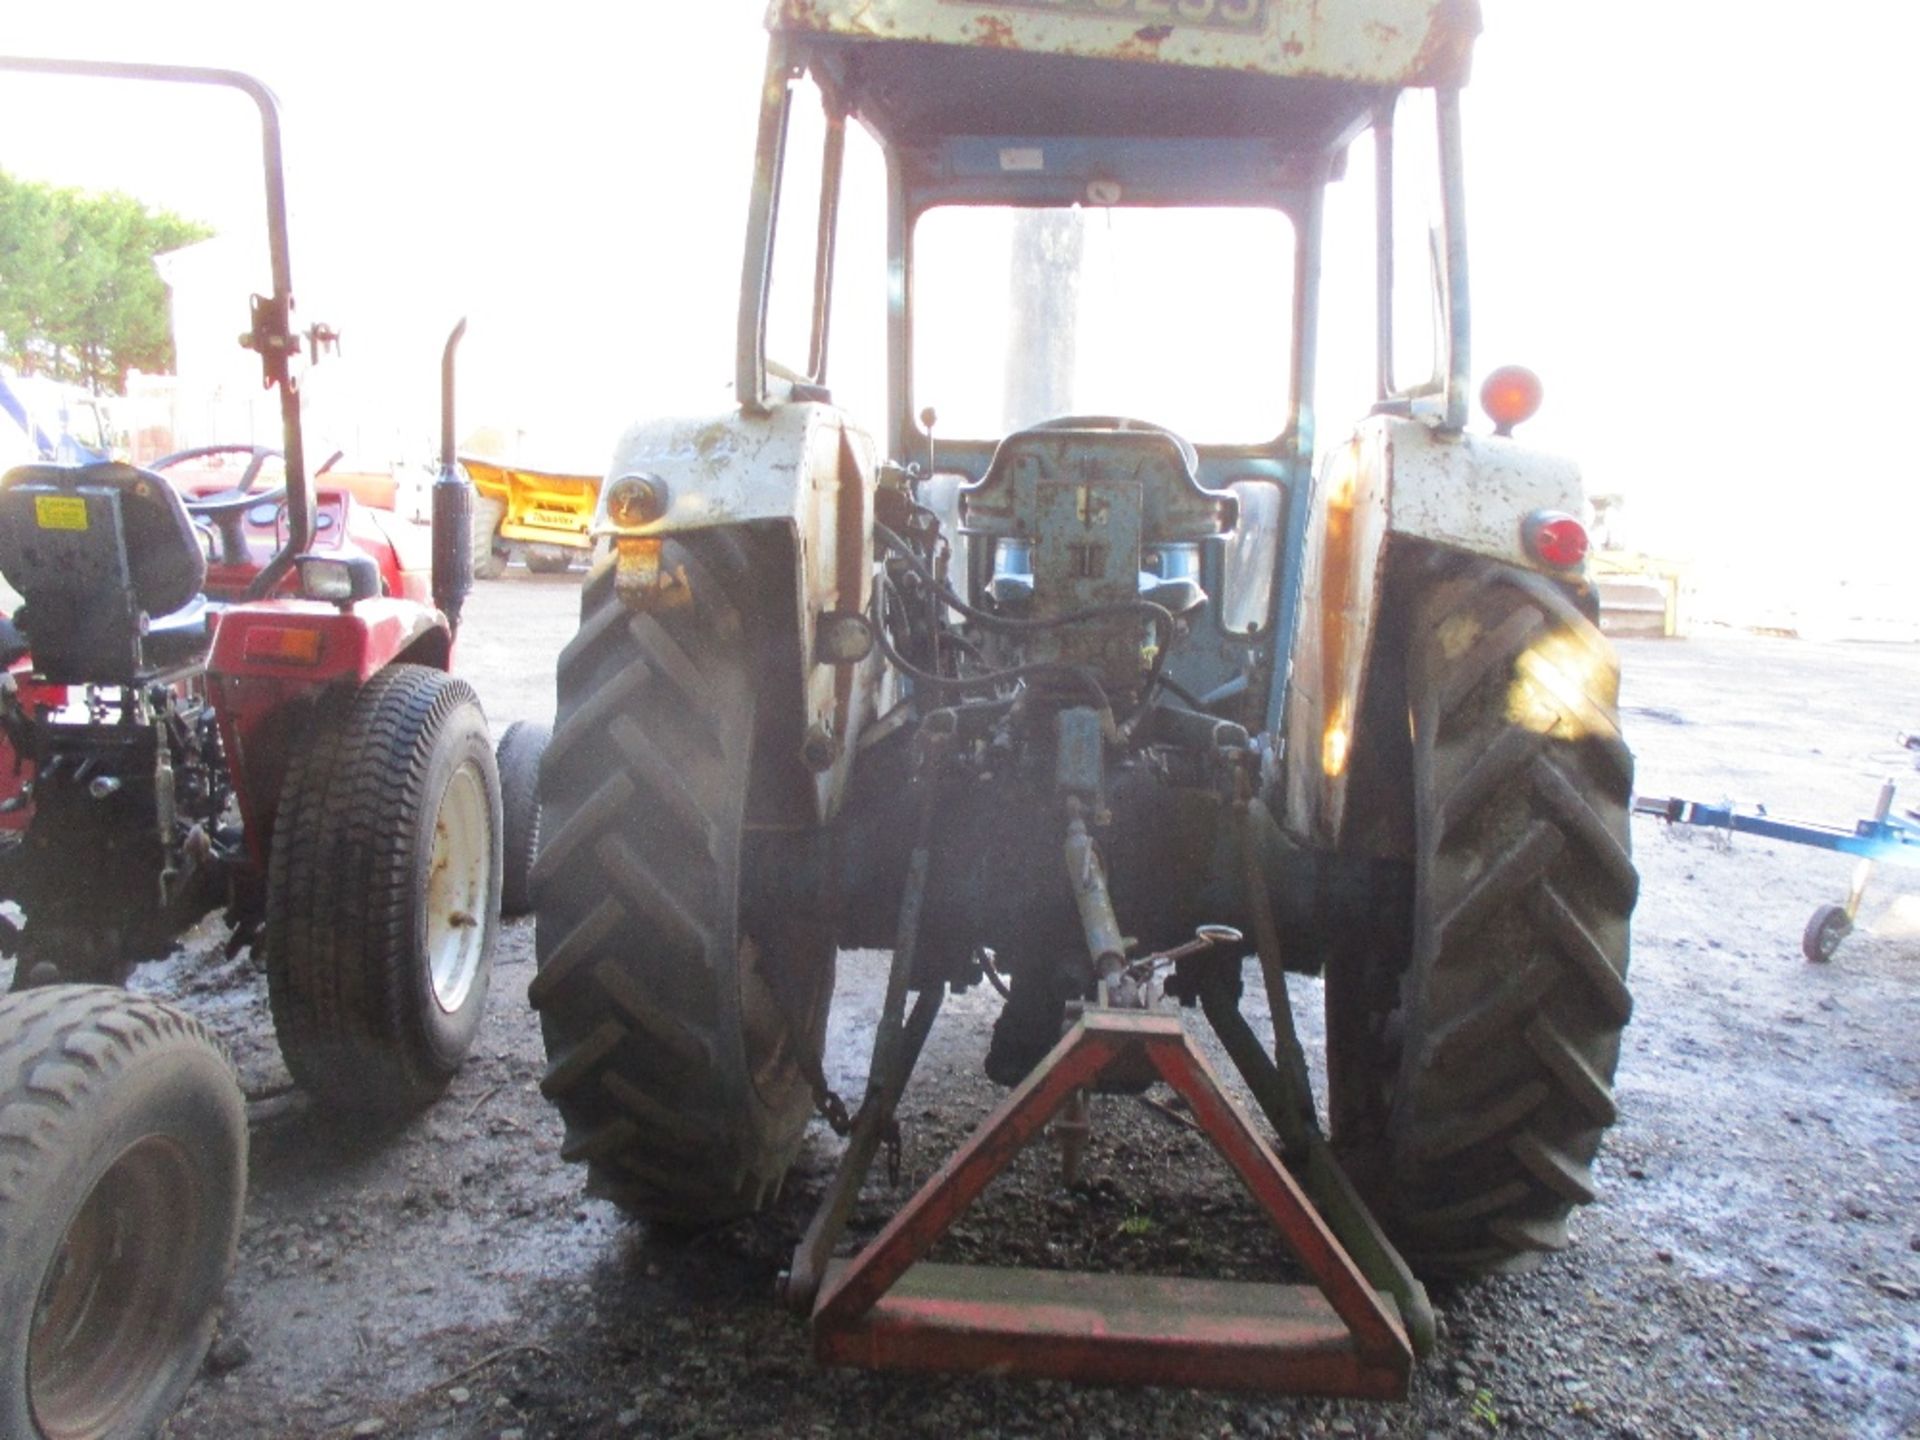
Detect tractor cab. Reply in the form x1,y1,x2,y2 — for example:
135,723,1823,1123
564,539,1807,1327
593,0,1514,793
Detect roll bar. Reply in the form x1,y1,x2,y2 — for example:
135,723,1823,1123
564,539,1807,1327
0,56,324,598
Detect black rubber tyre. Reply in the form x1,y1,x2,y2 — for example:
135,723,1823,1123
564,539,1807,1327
1337,560,1637,1277
0,985,246,1440
532,535,833,1224
496,720,549,918
1802,903,1851,964
471,494,509,580
523,546,576,575
265,664,502,1111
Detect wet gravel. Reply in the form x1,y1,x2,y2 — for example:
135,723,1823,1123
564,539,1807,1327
17,576,1918,1439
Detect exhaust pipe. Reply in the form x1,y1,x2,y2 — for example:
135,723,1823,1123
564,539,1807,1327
432,317,473,631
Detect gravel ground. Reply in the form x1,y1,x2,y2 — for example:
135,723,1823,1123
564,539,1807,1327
18,570,1917,1439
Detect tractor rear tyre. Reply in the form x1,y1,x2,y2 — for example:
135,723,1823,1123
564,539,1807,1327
496,720,549,918
532,535,833,1225
1335,560,1636,1277
0,985,245,1440
266,665,502,1111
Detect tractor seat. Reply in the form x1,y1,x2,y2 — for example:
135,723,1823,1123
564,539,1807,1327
963,417,1237,617
0,463,211,684
144,594,219,669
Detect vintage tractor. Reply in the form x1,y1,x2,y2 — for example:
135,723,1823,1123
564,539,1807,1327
531,0,1633,1396
0,57,506,1109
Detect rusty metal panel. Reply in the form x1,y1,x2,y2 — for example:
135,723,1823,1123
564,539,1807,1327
1278,414,1588,848
1279,425,1391,849
817,1263,1408,1397
768,0,1479,88
1383,418,1584,560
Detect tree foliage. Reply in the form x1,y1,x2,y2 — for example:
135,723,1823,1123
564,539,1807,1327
0,169,211,394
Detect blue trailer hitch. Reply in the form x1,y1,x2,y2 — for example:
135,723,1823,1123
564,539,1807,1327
1633,738,1920,962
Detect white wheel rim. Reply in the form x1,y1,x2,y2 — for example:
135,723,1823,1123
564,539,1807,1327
426,759,490,1013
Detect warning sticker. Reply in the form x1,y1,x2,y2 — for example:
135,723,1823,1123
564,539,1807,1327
34,495,89,531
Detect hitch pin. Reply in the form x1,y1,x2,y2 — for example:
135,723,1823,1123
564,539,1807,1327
1128,923,1244,983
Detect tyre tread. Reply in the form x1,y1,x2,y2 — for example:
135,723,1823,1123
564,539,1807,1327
532,537,820,1225
1381,560,1637,1275
0,985,244,1433
265,665,498,1109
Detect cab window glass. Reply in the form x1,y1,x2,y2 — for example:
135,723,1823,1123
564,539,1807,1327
766,73,829,380
826,115,889,425
1389,89,1444,395
1222,479,1283,636
913,204,1294,442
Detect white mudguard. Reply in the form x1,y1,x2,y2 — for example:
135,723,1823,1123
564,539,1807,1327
1279,413,1585,849
591,400,885,822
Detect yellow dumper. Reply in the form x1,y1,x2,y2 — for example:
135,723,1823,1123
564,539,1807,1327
458,454,599,575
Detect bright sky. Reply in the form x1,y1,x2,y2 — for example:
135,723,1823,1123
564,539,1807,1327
4,2,1917,620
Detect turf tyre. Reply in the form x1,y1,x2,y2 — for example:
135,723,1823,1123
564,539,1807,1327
1339,560,1636,1277
265,665,502,1111
0,985,245,1440
496,720,549,918
531,535,832,1224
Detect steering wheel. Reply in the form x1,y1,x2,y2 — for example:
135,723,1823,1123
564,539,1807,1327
149,446,287,569
151,444,284,497
1026,415,1200,477
182,483,289,570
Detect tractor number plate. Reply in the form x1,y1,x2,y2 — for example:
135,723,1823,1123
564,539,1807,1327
34,495,89,531
944,0,1267,30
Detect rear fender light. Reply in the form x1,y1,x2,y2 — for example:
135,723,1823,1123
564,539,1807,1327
241,625,325,665
1522,510,1589,570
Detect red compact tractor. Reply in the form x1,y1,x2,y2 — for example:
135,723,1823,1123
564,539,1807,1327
0,54,531,1440
0,58,510,1110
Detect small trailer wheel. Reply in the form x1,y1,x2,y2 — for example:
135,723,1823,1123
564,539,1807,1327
1802,903,1852,964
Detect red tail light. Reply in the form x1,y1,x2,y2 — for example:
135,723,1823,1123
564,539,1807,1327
1523,510,1589,570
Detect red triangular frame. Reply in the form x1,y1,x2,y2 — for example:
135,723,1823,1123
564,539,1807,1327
811,1010,1412,1397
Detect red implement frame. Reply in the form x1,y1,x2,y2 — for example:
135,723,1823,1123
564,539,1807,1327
811,1010,1413,1397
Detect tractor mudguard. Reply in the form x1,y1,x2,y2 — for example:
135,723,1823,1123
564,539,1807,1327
1278,414,1584,850
207,598,451,687
206,599,454,868
591,401,885,823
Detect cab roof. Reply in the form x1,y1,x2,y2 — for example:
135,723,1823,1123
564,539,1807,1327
767,0,1480,93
